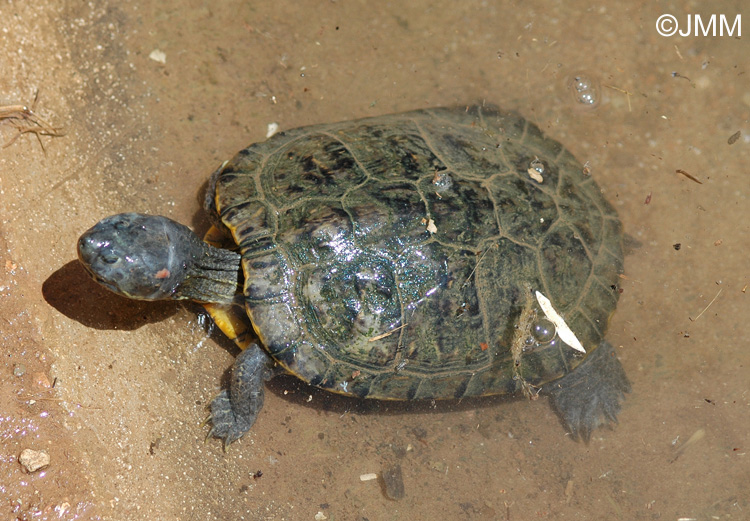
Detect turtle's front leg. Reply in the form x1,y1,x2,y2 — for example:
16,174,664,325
208,343,276,447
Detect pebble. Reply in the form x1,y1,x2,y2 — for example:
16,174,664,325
148,49,167,64
429,460,447,473
19,449,50,473
266,122,279,138
381,464,405,500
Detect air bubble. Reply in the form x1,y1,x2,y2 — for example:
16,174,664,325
568,73,600,108
432,170,453,193
530,157,544,175
531,317,556,344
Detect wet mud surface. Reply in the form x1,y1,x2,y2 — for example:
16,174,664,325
1,1,748,520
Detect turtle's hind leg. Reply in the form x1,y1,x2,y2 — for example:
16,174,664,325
546,341,630,442
208,343,276,447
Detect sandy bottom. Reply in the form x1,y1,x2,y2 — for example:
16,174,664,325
1,1,748,520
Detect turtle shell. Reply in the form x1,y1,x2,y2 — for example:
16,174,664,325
206,105,623,401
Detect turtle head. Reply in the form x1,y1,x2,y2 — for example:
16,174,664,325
77,213,203,301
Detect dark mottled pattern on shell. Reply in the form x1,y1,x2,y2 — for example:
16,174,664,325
209,105,623,400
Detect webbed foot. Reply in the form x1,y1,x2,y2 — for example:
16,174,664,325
546,340,630,442
208,343,275,448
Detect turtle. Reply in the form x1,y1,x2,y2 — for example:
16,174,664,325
77,105,630,446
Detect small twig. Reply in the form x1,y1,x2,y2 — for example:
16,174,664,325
675,169,702,184
0,90,64,150
690,288,722,321
368,323,407,342
461,244,498,288
604,84,633,112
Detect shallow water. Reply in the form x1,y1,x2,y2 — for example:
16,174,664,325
1,1,748,520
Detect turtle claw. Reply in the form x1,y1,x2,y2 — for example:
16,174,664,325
203,415,233,451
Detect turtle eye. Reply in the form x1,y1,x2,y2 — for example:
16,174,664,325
101,254,119,264
114,219,130,231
